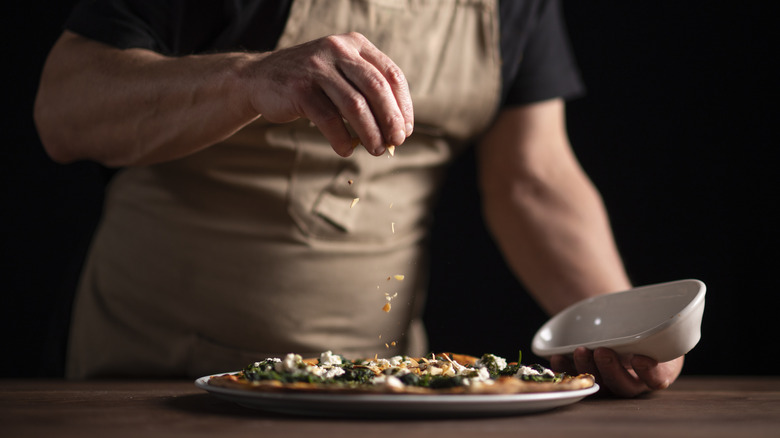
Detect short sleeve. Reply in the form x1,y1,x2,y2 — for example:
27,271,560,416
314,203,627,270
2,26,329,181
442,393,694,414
63,0,290,55
501,0,585,106
64,0,183,53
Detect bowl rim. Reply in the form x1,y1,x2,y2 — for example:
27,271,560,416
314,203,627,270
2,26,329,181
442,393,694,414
532,279,706,357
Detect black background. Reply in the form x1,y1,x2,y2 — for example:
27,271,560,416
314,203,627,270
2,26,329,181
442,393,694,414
2,1,777,377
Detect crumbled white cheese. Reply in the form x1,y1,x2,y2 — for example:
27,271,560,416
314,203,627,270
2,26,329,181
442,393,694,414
273,352,346,379
321,366,345,379
441,355,471,376
306,365,325,377
372,375,405,389
276,353,304,373
300,365,345,379
254,358,281,368
427,365,444,376
388,356,405,366
515,365,555,378
474,367,492,381
319,351,342,366
383,366,411,377
459,368,493,386
373,358,393,368
476,354,507,371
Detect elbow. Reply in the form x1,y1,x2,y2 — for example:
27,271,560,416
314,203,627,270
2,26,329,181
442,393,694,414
33,90,116,166
33,31,95,165
32,87,84,164
33,92,78,164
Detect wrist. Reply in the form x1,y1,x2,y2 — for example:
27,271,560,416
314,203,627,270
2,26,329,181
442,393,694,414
224,51,271,120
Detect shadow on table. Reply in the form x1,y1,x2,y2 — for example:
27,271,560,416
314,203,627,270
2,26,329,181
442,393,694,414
165,393,277,418
164,392,577,421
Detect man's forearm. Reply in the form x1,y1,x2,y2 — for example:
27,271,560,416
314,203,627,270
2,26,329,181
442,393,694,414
34,31,260,167
477,101,631,315
481,165,631,314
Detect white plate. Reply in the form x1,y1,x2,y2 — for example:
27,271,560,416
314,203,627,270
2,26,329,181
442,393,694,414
195,375,599,418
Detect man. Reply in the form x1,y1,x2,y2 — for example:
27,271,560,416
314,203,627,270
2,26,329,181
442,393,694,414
34,0,682,397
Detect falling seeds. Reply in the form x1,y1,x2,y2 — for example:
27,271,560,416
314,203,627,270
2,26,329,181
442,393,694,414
393,275,405,281
347,179,353,185
391,222,395,234
387,145,395,157
382,292,397,312
350,198,360,208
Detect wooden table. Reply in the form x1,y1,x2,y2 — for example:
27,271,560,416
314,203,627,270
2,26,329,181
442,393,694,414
2,377,778,438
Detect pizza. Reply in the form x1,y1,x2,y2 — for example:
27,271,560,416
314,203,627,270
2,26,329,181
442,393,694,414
207,351,595,395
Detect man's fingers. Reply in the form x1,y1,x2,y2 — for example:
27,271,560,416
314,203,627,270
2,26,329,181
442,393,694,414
330,33,411,152
631,355,684,391
356,39,414,138
339,56,407,146
593,348,649,398
319,72,387,156
550,354,576,375
572,347,601,382
562,348,683,397
301,90,356,157
332,61,405,152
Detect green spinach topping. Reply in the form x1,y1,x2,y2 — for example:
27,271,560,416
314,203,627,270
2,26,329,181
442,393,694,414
240,352,564,388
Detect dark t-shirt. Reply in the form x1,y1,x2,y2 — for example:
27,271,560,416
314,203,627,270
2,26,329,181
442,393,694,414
64,0,584,106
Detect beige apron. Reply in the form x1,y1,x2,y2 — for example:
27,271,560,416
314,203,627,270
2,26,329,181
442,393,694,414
67,0,502,378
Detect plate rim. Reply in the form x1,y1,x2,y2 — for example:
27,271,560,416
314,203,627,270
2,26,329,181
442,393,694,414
194,373,600,417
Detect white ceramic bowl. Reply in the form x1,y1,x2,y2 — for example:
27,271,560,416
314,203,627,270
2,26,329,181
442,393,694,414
532,279,706,363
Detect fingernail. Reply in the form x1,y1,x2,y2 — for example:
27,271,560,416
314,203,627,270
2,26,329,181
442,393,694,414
405,123,413,137
390,129,406,146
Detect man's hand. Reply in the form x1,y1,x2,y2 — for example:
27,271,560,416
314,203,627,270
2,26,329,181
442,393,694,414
35,31,413,166
551,347,684,397
246,32,414,157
